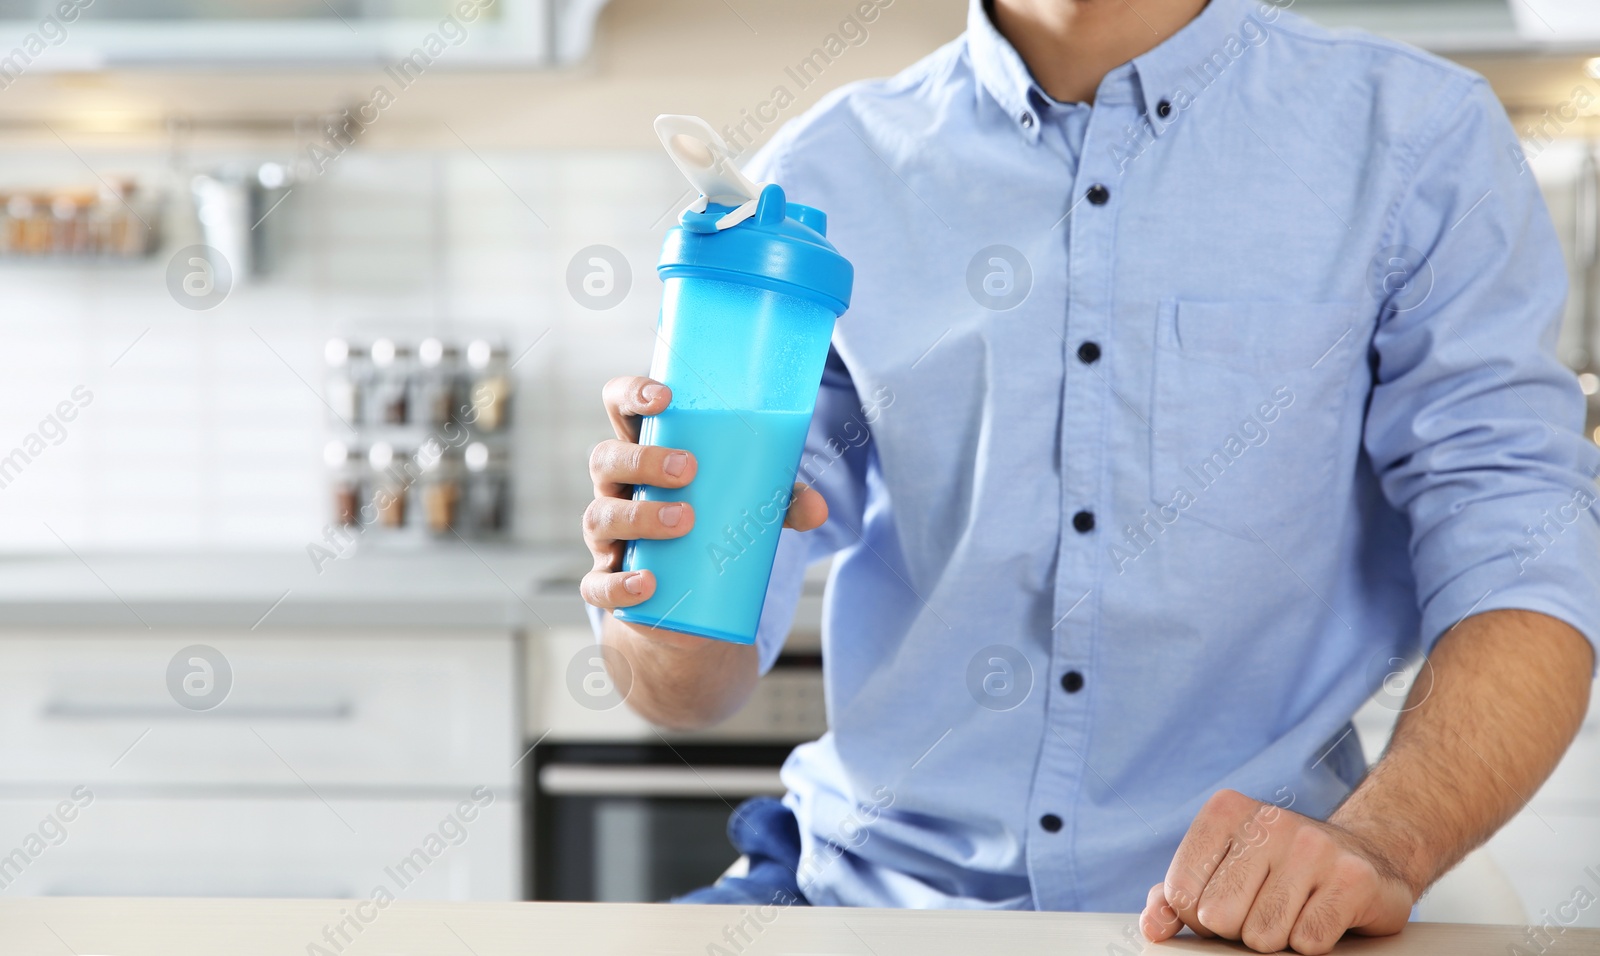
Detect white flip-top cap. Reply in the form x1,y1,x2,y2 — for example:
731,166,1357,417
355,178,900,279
655,114,768,229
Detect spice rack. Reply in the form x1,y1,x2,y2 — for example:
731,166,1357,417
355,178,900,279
324,335,513,542
0,180,161,258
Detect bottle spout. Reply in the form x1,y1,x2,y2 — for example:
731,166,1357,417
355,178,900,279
654,114,764,214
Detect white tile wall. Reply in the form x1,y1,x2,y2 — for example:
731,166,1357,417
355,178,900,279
0,138,1589,554
0,146,680,551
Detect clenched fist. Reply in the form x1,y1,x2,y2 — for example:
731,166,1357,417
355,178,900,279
1141,789,1414,955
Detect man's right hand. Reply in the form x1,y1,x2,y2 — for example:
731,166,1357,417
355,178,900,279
581,375,828,612
581,375,699,611
579,375,827,730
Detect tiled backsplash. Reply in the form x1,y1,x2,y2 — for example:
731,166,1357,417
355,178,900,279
0,138,1592,554
0,147,680,552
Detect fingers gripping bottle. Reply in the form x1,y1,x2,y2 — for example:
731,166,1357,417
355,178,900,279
612,115,854,644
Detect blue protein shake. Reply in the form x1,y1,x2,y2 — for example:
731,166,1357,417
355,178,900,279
614,115,854,644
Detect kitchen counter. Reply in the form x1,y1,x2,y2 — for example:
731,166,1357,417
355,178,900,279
0,546,593,630
0,546,830,633
0,898,1577,955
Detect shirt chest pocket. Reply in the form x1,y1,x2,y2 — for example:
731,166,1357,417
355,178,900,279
1148,299,1363,540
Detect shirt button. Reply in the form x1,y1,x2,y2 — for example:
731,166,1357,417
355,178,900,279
1072,510,1095,533
1040,813,1063,833
1086,184,1110,205
1020,112,1035,129
1076,341,1101,364
1061,670,1085,693
1157,99,1173,119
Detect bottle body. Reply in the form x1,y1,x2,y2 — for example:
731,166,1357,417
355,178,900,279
614,276,838,644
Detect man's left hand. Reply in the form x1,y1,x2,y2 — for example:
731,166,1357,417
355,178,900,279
1139,789,1414,955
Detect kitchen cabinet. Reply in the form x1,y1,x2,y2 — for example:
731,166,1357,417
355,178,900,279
0,795,517,899
0,631,517,788
0,628,522,900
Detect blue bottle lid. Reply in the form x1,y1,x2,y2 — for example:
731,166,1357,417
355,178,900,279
659,182,853,315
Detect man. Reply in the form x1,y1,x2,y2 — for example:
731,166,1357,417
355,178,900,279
581,0,1600,952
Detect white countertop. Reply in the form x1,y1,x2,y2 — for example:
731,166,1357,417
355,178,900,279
0,546,593,630
0,898,1576,956
0,546,830,634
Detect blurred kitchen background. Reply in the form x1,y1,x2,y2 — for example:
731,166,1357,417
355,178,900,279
0,0,1594,926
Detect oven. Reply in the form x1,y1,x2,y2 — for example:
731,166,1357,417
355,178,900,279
530,740,798,902
524,623,825,903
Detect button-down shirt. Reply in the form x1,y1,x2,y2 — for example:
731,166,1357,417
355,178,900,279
730,0,1600,911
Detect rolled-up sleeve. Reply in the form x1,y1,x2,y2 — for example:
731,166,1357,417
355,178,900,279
1362,77,1600,662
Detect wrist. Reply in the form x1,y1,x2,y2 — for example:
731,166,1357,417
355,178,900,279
1328,798,1434,899
604,616,759,729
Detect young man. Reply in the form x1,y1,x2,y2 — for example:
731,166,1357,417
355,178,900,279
582,0,1600,952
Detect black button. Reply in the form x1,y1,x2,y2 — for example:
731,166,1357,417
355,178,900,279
1157,99,1173,119
1086,184,1110,205
1077,341,1101,364
1072,510,1095,533
1020,112,1034,129
1061,670,1085,693
1040,813,1063,832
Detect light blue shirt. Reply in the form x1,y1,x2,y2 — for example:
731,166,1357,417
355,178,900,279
690,0,1600,912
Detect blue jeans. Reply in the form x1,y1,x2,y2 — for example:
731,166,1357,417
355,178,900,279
671,796,811,906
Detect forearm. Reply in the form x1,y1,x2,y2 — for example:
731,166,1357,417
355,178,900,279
1331,609,1594,896
601,612,760,731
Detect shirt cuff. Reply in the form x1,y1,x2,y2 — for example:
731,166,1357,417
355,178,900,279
1418,504,1600,673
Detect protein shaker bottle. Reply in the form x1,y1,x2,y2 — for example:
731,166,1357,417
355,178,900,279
612,115,854,644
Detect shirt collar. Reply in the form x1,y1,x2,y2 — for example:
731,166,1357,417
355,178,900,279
967,0,1047,142
1132,0,1266,137
967,0,1263,141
